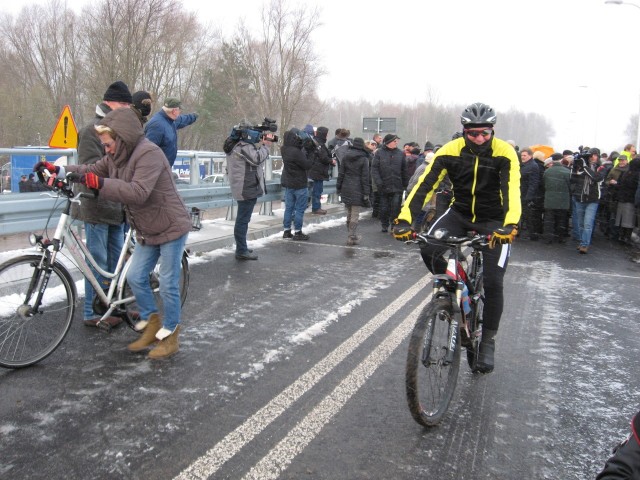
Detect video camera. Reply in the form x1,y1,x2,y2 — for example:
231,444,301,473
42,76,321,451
572,146,592,170
229,117,278,144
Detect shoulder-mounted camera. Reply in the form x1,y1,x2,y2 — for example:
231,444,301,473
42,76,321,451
229,117,278,144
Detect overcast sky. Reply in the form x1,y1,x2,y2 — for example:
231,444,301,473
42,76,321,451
4,0,637,152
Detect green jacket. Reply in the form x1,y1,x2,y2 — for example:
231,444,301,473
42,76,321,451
543,164,571,210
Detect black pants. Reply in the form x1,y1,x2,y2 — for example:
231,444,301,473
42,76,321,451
543,209,568,242
379,192,403,229
420,208,510,332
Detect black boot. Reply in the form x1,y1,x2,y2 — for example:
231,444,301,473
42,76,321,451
476,328,497,373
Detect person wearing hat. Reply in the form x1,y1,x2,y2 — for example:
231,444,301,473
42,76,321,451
393,102,521,373
74,80,133,328
144,97,198,167
371,133,408,232
131,90,152,125
49,107,191,358
543,152,571,244
570,147,605,253
337,137,371,246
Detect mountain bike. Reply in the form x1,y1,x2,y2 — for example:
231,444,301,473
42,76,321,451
404,229,488,426
0,174,189,369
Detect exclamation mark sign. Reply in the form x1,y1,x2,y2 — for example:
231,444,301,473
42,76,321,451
63,117,68,144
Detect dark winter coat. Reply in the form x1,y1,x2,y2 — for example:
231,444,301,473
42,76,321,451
337,145,371,206
371,146,408,194
281,130,313,189
307,127,333,181
72,103,125,225
571,162,604,203
520,159,542,202
67,108,191,246
543,164,571,210
227,140,269,201
617,160,640,203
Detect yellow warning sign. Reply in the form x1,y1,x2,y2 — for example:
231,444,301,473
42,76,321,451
48,105,78,148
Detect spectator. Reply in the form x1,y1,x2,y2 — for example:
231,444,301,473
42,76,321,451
519,148,543,240
131,90,152,125
606,154,630,241
226,128,274,260
281,129,314,241
144,97,198,167
65,107,192,359
543,154,571,244
336,137,371,246
18,175,29,192
75,80,132,328
371,133,408,233
614,158,640,244
570,148,604,254
307,126,334,215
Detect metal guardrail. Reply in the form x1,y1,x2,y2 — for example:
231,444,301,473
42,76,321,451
0,148,337,235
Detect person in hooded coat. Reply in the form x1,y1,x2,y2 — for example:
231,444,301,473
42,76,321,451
66,107,191,359
337,137,371,245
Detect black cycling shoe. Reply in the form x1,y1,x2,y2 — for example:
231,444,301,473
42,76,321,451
475,338,495,373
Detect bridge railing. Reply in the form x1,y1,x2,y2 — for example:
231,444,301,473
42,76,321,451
0,148,338,235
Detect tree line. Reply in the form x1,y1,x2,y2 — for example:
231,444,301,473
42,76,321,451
0,0,557,158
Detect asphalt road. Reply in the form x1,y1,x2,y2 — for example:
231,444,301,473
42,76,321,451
2,216,640,480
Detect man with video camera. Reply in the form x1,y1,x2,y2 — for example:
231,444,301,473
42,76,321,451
570,147,604,254
225,118,278,260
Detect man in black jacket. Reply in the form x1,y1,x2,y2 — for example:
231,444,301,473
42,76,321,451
307,126,335,215
371,134,408,232
281,129,314,240
597,411,640,479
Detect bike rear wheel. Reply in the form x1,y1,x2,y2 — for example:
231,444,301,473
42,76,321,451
406,296,461,426
0,255,75,368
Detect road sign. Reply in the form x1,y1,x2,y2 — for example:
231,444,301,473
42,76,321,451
362,117,397,133
48,105,78,148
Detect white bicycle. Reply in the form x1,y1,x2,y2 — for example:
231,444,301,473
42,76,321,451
0,173,189,368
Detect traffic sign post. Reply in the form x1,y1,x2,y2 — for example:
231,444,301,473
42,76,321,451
362,117,396,134
49,105,78,148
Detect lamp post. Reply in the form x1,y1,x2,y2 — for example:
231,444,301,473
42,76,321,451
605,0,640,152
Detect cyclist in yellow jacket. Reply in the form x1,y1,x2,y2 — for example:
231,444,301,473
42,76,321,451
393,102,521,373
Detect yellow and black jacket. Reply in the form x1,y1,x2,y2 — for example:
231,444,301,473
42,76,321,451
398,136,521,226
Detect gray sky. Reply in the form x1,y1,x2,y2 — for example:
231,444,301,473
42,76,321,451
5,0,636,152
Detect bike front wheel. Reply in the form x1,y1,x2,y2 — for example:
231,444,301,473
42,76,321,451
0,255,76,368
405,296,461,426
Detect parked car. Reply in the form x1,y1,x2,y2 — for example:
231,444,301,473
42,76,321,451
201,174,226,185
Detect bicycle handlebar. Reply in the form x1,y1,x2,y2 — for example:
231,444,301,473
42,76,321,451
408,229,491,249
40,172,97,200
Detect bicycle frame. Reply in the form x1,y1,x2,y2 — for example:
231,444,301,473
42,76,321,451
33,189,138,321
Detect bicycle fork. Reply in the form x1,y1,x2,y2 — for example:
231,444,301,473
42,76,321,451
19,256,53,318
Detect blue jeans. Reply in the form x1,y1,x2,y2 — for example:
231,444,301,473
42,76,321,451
311,180,324,211
126,233,187,331
84,222,124,320
283,187,309,231
572,200,599,247
235,198,257,254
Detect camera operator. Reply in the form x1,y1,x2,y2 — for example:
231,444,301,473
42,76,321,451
225,120,277,260
570,147,604,254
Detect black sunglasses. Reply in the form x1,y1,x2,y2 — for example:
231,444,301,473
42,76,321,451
465,129,493,138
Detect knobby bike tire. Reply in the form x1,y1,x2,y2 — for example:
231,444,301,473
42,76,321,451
0,255,76,369
406,296,461,427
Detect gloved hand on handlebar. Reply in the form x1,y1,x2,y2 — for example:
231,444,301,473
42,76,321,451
392,218,416,241
67,172,104,189
33,161,58,175
489,224,518,249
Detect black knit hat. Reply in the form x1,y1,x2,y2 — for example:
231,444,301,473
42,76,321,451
383,134,400,145
103,81,133,103
352,137,365,150
132,90,152,116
